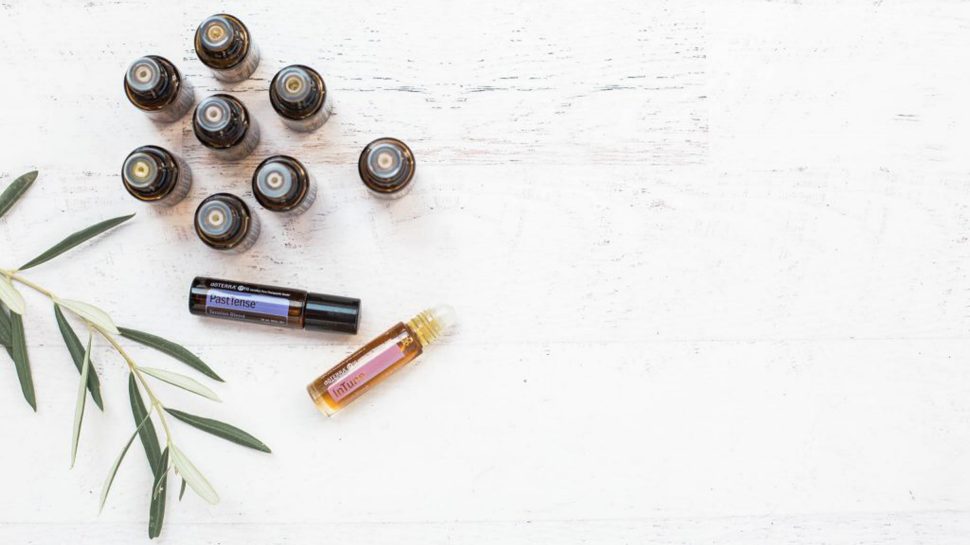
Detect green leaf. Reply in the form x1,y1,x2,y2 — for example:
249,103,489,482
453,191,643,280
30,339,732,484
0,304,12,363
152,461,168,499
70,333,93,468
178,478,186,501
9,312,35,410
0,301,11,349
140,367,220,402
149,447,169,539
119,327,223,382
0,276,25,315
0,170,37,219
100,412,152,513
170,444,219,505
128,374,162,475
54,305,103,410
165,408,271,453
56,298,119,335
19,213,135,271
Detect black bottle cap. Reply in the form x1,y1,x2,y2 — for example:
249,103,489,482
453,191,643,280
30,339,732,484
304,292,361,334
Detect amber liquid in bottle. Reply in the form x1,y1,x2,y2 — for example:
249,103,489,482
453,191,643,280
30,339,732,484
307,306,455,416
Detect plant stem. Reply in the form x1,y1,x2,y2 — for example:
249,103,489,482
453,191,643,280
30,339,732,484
3,271,56,299
1,268,175,443
98,328,174,441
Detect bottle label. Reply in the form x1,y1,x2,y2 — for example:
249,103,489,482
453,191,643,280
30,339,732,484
205,288,289,323
327,344,405,402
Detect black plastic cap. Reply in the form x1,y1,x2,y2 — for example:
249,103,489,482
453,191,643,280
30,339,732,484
304,292,361,334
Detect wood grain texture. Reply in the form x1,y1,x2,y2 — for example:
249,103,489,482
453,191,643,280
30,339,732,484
0,0,968,543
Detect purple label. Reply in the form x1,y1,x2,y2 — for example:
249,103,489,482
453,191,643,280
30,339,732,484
206,288,290,318
328,344,406,402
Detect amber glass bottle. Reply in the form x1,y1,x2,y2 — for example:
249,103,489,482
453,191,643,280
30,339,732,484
194,193,260,253
194,14,260,82
251,155,317,215
307,305,455,416
193,94,260,160
358,137,416,198
121,145,192,206
269,65,332,132
123,55,194,122
189,277,360,333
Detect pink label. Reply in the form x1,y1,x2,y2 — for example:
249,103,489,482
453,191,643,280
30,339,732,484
327,344,406,402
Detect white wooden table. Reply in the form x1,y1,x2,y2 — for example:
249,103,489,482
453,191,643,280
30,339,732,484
1,1,968,543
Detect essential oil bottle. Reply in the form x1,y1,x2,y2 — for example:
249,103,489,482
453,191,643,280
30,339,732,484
194,14,260,82
193,94,260,160
123,55,194,122
307,305,456,416
121,145,192,206
269,65,332,132
194,193,260,253
358,137,416,199
252,155,317,215
189,277,360,333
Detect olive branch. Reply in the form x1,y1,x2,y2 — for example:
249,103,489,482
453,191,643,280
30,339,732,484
0,171,270,539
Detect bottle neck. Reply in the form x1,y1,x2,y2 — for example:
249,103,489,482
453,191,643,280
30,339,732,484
406,309,447,348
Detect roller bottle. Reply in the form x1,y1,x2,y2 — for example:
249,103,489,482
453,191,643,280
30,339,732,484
307,305,456,416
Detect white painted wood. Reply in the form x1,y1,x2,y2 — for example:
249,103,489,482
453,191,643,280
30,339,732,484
0,0,968,542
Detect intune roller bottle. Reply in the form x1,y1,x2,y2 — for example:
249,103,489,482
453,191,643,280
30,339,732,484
194,14,260,82
123,55,194,122
307,305,456,416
